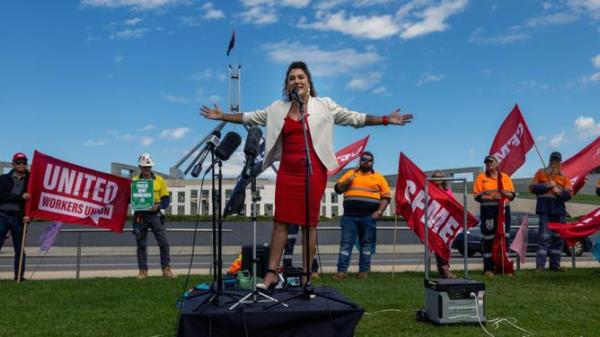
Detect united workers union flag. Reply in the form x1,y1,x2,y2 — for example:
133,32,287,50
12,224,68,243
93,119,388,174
489,104,534,176
561,136,600,195
26,151,131,233
395,153,478,261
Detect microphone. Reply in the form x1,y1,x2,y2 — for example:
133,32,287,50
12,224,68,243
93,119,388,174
215,131,242,161
291,87,303,105
191,131,221,177
242,127,262,178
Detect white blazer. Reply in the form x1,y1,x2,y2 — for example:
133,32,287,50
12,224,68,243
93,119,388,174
242,96,367,171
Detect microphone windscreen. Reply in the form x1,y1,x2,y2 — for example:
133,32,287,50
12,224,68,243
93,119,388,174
243,127,262,157
215,132,241,161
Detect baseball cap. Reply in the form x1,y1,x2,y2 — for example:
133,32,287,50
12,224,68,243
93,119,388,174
483,155,497,163
12,153,27,162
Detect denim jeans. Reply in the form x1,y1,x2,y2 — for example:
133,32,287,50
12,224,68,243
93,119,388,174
336,215,375,273
134,212,170,270
0,212,26,279
536,214,565,269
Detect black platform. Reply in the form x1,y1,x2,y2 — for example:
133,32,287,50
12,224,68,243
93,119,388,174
177,286,364,337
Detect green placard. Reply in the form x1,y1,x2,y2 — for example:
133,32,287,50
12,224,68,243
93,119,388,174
131,179,154,211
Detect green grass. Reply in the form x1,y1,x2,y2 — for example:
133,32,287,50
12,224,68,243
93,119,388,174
2,269,600,337
518,192,600,205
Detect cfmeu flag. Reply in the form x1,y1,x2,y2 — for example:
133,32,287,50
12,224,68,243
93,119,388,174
395,153,478,261
226,30,235,56
328,136,370,176
26,151,131,233
549,207,600,247
489,104,534,176
561,136,600,195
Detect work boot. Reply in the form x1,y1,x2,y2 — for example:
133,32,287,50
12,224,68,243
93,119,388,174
332,272,347,281
357,272,368,280
484,271,494,279
162,266,175,278
136,269,148,280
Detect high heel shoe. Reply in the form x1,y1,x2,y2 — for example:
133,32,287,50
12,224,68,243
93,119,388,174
257,269,279,292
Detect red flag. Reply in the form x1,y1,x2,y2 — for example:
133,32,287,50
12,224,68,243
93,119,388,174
489,104,534,176
549,207,600,247
26,151,131,233
395,153,478,261
561,136,600,195
327,136,370,176
491,174,514,274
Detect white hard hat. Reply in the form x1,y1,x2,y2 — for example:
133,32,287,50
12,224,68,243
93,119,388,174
137,153,154,167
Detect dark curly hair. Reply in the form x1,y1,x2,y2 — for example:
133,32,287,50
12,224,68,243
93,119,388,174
282,61,318,101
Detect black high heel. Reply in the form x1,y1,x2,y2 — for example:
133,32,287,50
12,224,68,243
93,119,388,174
258,269,279,292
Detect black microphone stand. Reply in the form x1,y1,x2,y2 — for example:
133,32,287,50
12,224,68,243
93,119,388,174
266,96,355,309
190,148,241,308
228,154,286,310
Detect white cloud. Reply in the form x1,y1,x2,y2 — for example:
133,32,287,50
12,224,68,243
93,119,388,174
114,55,124,63
263,41,381,76
347,72,382,90
164,94,189,104
202,2,225,20
592,54,600,68
549,131,566,148
568,0,600,19
125,17,143,25
521,12,578,27
140,124,156,131
140,136,154,146
81,0,188,11
241,0,310,8
83,139,108,147
417,73,445,86
372,86,388,94
303,11,400,39
110,28,149,39
399,0,469,40
580,71,600,83
188,69,224,81
315,0,345,10
160,127,191,139
574,116,600,139
195,88,221,103
240,6,278,25
469,28,530,44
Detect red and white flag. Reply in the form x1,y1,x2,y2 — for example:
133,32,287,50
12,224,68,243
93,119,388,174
549,207,600,247
561,136,600,195
510,215,529,263
26,151,131,233
395,153,479,261
489,104,534,176
328,136,370,176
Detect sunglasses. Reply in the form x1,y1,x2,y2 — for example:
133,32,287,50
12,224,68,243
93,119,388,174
360,158,373,162
14,160,27,165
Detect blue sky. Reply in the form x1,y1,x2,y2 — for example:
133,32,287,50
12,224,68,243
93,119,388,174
1,0,600,180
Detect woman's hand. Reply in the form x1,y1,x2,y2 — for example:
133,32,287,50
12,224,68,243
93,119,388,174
200,104,224,120
388,109,414,126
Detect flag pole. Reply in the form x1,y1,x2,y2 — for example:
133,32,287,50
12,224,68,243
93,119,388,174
17,220,29,283
533,143,547,168
392,214,398,279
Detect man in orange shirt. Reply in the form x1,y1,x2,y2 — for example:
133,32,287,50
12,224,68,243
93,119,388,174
529,152,573,272
333,152,390,280
473,155,516,277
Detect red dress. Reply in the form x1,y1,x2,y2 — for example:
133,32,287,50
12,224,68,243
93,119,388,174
273,115,327,227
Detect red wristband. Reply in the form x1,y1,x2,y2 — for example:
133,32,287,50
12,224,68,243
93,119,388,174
382,115,389,126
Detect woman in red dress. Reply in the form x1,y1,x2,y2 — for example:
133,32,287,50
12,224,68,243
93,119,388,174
201,61,413,289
